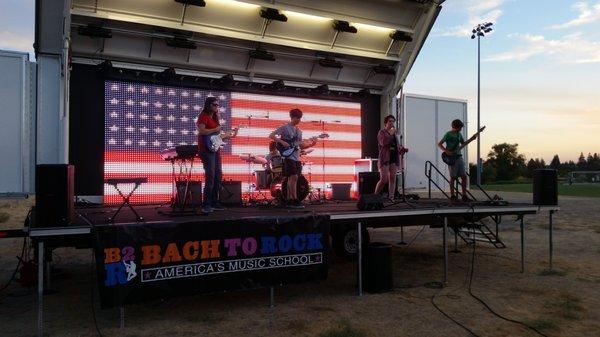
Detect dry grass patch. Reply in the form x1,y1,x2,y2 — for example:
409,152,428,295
545,293,585,321
538,269,567,277
526,318,559,332
319,321,365,337
0,212,9,223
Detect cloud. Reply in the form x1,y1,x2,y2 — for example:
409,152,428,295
0,30,34,54
433,0,505,37
484,33,600,63
551,1,600,29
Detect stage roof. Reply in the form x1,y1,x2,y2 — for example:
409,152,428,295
69,0,444,95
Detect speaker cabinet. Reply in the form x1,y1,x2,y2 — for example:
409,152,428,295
220,181,242,205
331,183,352,200
358,172,380,196
533,169,558,205
35,164,74,227
357,194,384,211
176,181,202,207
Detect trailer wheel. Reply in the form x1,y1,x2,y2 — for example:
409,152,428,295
333,225,370,259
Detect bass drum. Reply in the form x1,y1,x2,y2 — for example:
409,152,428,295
270,175,309,202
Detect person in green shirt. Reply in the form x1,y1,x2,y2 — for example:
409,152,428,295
438,119,469,202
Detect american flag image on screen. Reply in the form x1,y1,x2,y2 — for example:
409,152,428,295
104,80,362,204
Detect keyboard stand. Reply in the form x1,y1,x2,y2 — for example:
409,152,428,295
104,178,148,222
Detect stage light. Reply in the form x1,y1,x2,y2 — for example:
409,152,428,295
269,79,285,91
165,37,197,49
260,8,287,22
249,49,276,61
313,84,329,94
98,60,113,74
161,67,178,81
373,65,396,75
174,0,206,6
78,25,112,39
389,30,413,42
318,58,343,69
333,20,357,34
353,88,370,99
219,74,234,86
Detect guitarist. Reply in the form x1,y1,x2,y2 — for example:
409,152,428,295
197,97,238,213
269,108,317,208
438,119,469,202
375,115,408,200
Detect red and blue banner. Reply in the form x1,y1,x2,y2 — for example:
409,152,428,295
94,214,330,308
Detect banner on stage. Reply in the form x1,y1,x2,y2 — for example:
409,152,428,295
94,215,330,307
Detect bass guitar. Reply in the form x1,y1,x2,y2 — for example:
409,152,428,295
276,133,329,157
441,126,485,165
204,125,246,152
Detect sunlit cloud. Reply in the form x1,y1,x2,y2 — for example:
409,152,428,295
484,33,600,63
551,1,600,29
433,0,505,37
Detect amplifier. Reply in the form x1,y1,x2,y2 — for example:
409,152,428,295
175,181,202,206
331,183,352,200
358,172,380,196
35,164,75,227
220,181,242,205
533,169,558,205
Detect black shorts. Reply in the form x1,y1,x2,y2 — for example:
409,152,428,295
283,158,302,177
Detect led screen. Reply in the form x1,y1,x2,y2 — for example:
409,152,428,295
104,80,362,203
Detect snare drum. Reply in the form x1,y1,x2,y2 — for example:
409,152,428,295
255,170,271,190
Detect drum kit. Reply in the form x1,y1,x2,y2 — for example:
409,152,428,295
238,148,316,205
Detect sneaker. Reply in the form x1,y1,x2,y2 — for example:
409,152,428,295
202,206,214,214
211,204,227,211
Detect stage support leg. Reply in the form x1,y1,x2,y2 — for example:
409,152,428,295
520,216,525,273
269,286,275,308
398,226,406,245
119,306,125,328
549,210,554,271
357,222,363,297
37,241,44,337
443,217,448,286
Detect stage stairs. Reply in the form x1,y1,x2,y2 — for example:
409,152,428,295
424,161,505,248
451,222,505,248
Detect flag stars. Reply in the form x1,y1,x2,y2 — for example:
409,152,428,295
109,98,119,105
140,101,149,107
141,86,149,94
179,142,188,146
168,89,176,96
138,140,147,146
193,92,201,98
167,102,176,109
193,105,201,111
181,91,189,97
126,85,135,92
153,114,163,121
166,141,174,147
109,125,119,132
140,127,149,133
110,84,119,91
181,104,189,110
125,126,135,132
140,114,149,120
219,94,226,100
181,116,189,122
125,112,134,119
181,129,189,135
155,88,163,94
167,128,176,134
152,140,161,147
110,111,118,118
124,139,132,146
154,127,164,134
167,115,175,122
154,102,163,108
125,99,134,106
108,138,116,145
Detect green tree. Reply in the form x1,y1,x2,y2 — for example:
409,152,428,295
577,152,587,170
485,143,526,181
549,155,560,170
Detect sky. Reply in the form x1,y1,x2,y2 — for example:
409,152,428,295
404,0,600,163
0,0,598,163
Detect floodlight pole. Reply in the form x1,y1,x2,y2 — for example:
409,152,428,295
477,33,482,186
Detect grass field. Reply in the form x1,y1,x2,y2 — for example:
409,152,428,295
479,183,600,198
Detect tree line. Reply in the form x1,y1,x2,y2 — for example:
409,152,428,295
468,143,600,183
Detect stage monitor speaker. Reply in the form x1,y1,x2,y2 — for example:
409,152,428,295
358,172,380,196
220,181,242,205
176,181,202,206
35,164,75,227
357,194,384,211
331,183,352,200
533,169,558,205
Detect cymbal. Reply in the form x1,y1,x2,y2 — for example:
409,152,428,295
239,154,268,164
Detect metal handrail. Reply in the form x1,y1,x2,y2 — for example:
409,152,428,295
424,160,478,201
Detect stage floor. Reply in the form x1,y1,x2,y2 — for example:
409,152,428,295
74,198,545,228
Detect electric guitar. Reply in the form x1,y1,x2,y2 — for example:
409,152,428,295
441,126,485,165
276,133,329,157
204,125,246,152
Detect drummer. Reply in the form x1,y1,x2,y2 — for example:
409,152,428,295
265,141,283,175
